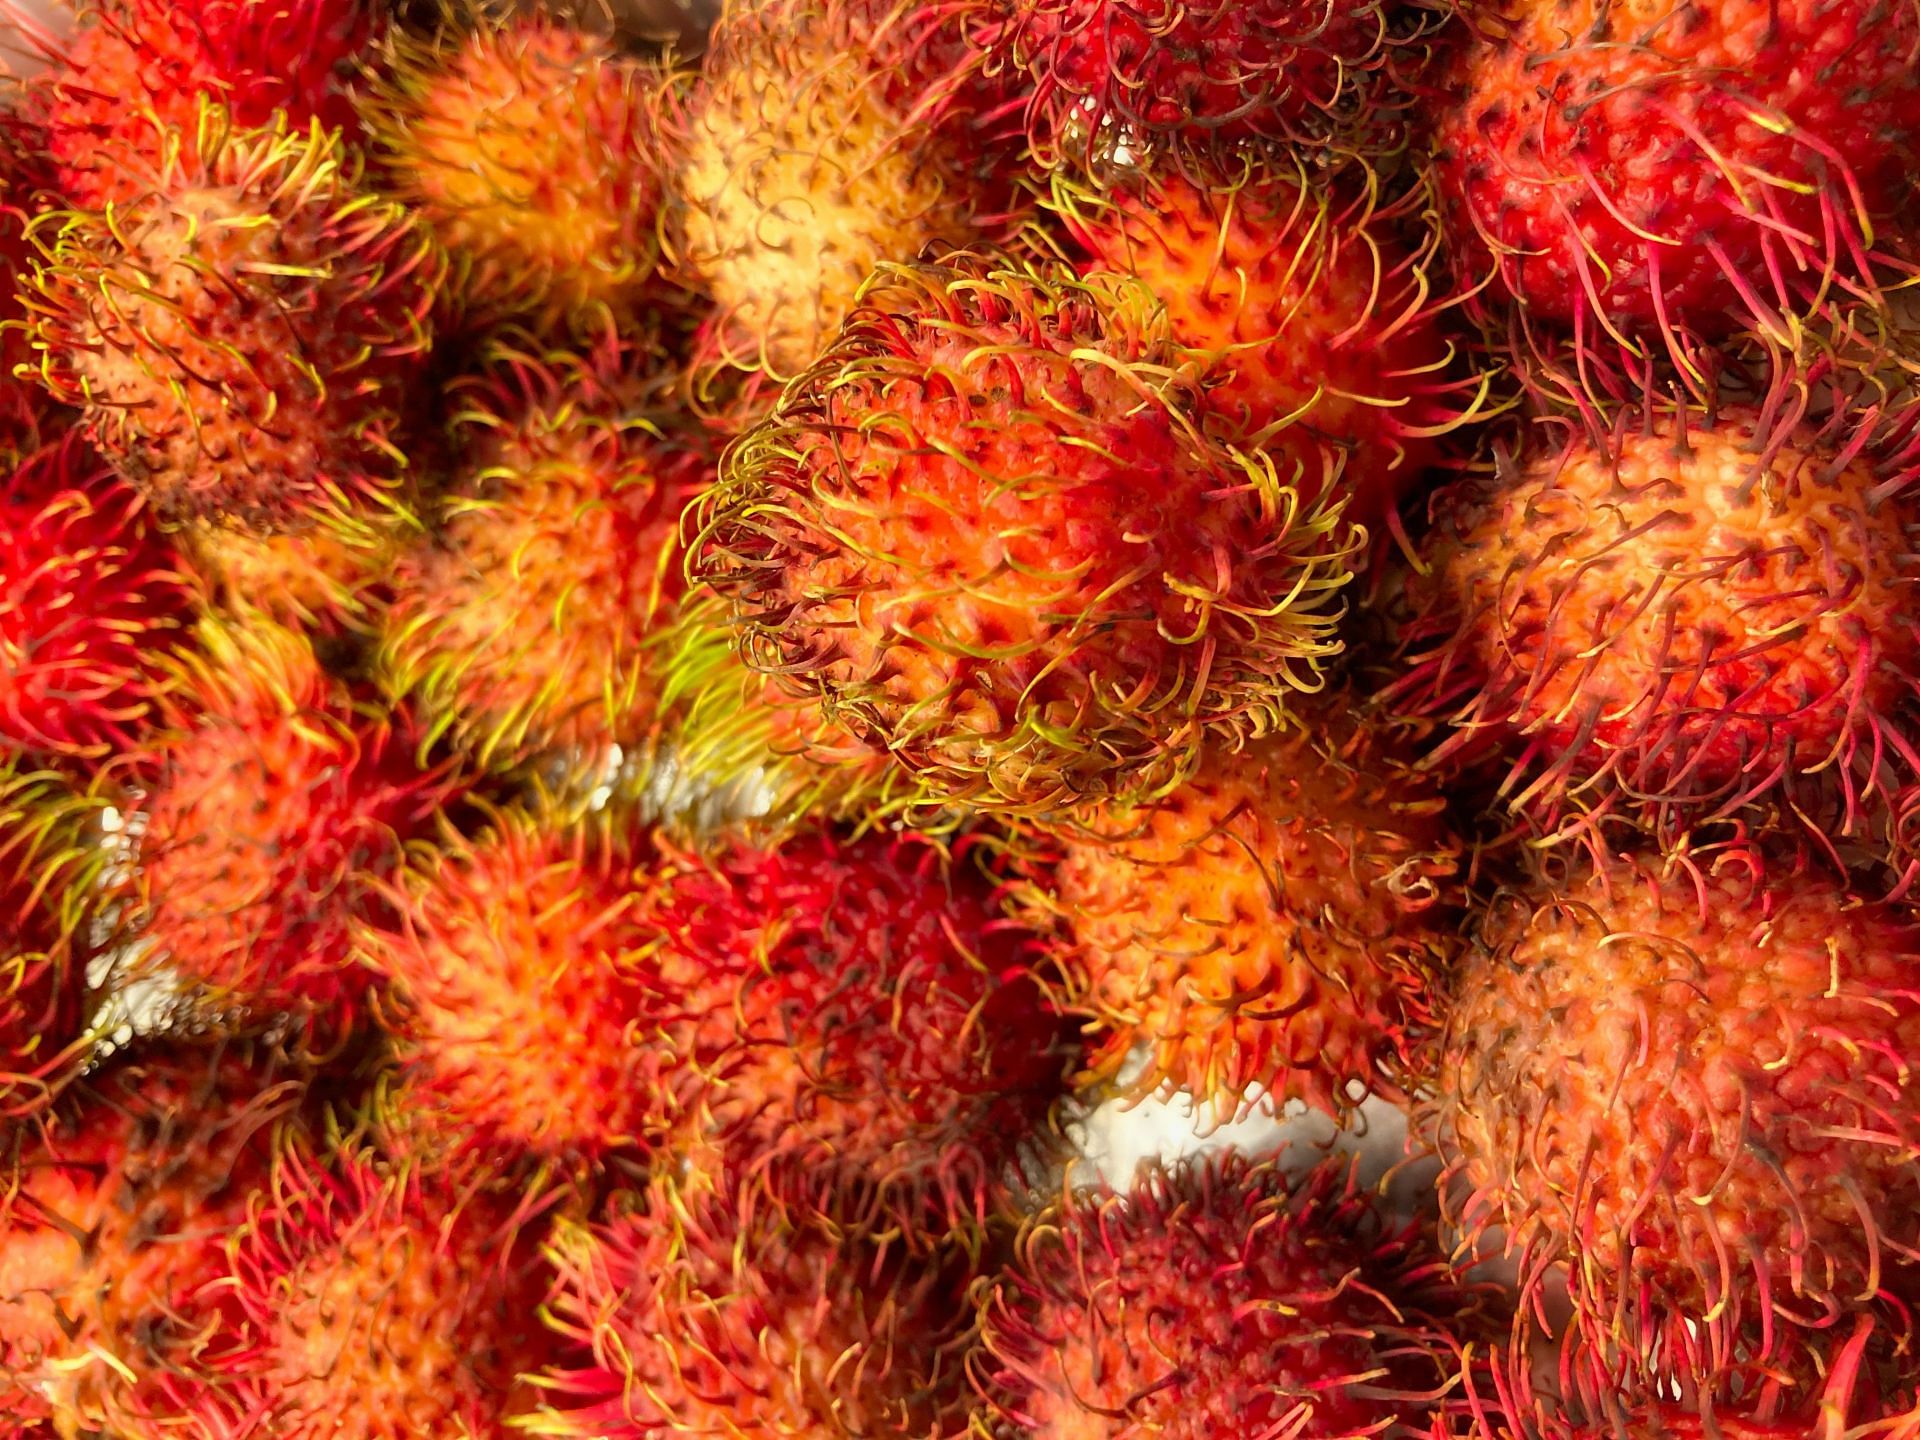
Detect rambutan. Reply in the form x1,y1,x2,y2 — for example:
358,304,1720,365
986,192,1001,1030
20,107,442,539
365,11,669,333
533,1173,973,1437
378,337,711,774
180,512,406,637
1434,848,1920,1397
972,1151,1472,1439
28,0,384,210
1395,403,1920,849
1427,0,1920,377
690,252,1359,817
638,827,1072,1234
0,432,192,762
966,0,1398,168
0,762,106,1116
663,0,1000,386
140,1139,548,1440
114,613,460,1035
1026,692,1461,1116
1053,153,1491,535
0,1043,308,1434
356,810,662,1164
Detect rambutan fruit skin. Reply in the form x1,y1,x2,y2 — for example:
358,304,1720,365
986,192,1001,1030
379,338,712,773
141,1140,549,1440
1028,694,1461,1116
366,13,669,333
180,512,407,638
638,828,1073,1235
1054,155,1488,535
664,0,999,383
534,1174,975,1438
970,0,1396,167
117,614,461,1033
30,0,385,210
1396,406,1920,842
1435,851,1920,1385
0,763,107,1117
21,109,443,539
691,252,1360,817
1428,0,1920,358
356,811,663,1164
0,1044,310,1435
0,433,192,762
973,1152,1472,1440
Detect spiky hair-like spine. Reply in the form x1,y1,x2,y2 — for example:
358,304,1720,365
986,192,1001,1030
0,431,192,760
1433,846,1920,1413
20,105,443,541
972,1151,1476,1439
529,1172,975,1438
364,8,668,334
689,250,1360,819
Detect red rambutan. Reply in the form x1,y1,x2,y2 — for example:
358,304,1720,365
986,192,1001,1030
1395,402,1920,850
1053,152,1491,535
379,336,711,774
690,251,1360,817
1434,848,1920,1399
972,1151,1473,1439
114,613,460,1035
532,1173,973,1437
21,108,443,539
0,432,192,762
366,11,670,334
1427,0,1920,377
28,0,384,210
1025,692,1461,1116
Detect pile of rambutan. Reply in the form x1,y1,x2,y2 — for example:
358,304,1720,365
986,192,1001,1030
0,0,1917,1434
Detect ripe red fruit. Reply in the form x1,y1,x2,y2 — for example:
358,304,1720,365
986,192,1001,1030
969,0,1398,167
1435,850,1920,1398
368,13,668,333
379,337,711,773
22,111,442,539
28,0,383,209
140,1142,548,1440
1055,154,1490,536
1396,404,1920,848
0,434,192,762
535,1174,973,1437
1428,0,1920,373
1031,694,1461,1115
974,1152,1472,1438
691,251,1359,817
0,1044,308,1436
640,828,1072,1234
117,614,459,1033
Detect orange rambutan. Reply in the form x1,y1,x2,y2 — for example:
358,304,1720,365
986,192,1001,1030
0,1043,308,1435
1395,402,1920,851
973,1152,1474,1439
690,251,1359,817
0,432,192,762
135,1139,549,1440
1024,691,1461,1116
1434,848,1920,1401
662,0,1003,389
179,511,408,638
20,107,442,540
365,10,670,334
1427,0,1920,380
379,336,711,775
1054,154,1491,537
638,827,1074,1235
27,0,383,210
532,1172,973,1437
113,614,461,1036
